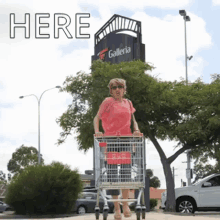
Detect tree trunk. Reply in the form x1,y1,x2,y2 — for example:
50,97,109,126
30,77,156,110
161,159,176,212
145,124,178,212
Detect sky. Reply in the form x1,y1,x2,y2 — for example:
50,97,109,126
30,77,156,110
1,0,219,190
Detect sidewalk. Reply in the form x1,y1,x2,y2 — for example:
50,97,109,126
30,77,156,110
1,210,220,219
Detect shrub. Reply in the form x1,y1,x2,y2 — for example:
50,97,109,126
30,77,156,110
150,198,158,210
4,161,83,215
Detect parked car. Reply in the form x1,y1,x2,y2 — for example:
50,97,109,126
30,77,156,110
0,201,13,213
83,187,111,199
73,192,115,214
161,173,220,213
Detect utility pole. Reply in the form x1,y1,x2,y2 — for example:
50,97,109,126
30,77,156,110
182,154,192,186
172,167,178,188
187,151,191,186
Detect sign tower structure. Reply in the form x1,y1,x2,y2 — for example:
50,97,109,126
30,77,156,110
92,14,145,64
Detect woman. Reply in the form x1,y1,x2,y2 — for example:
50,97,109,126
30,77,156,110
93,78,141,220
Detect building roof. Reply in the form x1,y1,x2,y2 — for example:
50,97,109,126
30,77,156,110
150,187,166,199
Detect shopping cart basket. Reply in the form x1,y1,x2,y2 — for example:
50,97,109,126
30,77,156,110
93,134,146,220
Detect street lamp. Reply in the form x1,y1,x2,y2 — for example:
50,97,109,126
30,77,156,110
179,9,193,85
179,9,193,186
19,86,61,165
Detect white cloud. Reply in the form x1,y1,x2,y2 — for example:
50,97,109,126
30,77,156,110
79,0,190,11
212,0,220,5
130,11,212,82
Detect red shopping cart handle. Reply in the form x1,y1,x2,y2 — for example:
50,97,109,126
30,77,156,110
99,142,107,147
94,133,143,137
103,134,143,137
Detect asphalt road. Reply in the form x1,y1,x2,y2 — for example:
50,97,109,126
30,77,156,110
0,210,220,219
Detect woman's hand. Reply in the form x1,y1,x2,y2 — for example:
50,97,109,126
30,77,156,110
133,130,142,136
95,131,103,137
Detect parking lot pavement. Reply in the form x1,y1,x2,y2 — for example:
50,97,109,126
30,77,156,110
69,212,220,220
58,212,220,220
0,211,220,219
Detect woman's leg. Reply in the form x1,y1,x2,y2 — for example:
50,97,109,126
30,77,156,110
122,189,132,216
106,163,121,219
112,195,120,214
122,189,129,207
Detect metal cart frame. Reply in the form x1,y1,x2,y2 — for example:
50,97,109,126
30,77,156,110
93,134,146,220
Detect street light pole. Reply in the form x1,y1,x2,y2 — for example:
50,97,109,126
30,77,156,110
19,86,61,165
179,9,192,186
184,16,188,85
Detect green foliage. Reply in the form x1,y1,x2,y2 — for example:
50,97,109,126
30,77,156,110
0,171,7,184
186,75,220,182
191,143,220,184
146,169,161,188
4,161,83,215
150,198,158,210
7,145,44,180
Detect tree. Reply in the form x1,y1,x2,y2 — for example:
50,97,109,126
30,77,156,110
184,74,220,183
56,60,218,212
0,171,7,185
7,145,44,180
146,169,161,188
190,140,220,184
191,154,220,185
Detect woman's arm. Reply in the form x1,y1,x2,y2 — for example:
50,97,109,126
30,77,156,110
132,114,140,132
93,109,103,137
132,114,142,136
93,113,100,133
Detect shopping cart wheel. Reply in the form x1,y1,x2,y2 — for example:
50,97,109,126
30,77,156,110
95,210,100,220
136,210,141,220
135,206,141,220
141,206,146,220
103,209,108,220
95,207,100,220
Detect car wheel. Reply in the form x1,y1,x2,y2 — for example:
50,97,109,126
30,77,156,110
176,198,196,214
77,205,86,214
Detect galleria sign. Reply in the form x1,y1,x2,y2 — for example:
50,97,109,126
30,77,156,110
98,46,131,60
109,46,131,58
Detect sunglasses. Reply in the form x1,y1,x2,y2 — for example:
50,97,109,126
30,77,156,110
111,85,124,90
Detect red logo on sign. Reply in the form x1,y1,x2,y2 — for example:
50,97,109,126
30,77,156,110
97,48,108,60
107,152,131,164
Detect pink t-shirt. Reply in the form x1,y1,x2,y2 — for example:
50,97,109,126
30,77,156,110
98,97,136,136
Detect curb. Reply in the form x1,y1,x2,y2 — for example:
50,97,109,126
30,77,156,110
0,211,77,219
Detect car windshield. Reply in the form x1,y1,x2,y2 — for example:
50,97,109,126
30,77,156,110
192,174,216,186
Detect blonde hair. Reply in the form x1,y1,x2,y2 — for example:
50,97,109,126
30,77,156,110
108,78,127,96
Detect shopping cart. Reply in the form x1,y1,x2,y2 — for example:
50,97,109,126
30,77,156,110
93,133,146,220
